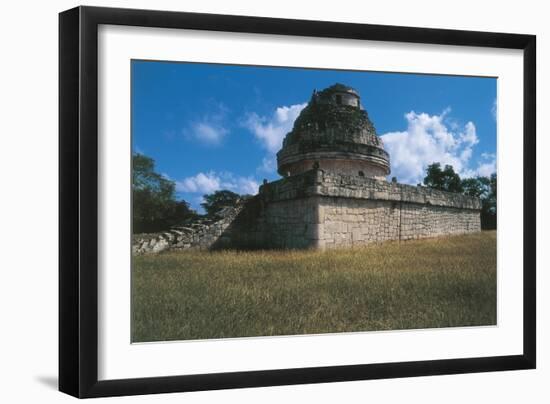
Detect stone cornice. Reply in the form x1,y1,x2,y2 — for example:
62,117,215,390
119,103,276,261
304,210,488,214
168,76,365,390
260,169,482,211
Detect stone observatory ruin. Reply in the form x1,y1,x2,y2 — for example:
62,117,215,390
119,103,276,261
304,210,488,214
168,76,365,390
133,84,481,254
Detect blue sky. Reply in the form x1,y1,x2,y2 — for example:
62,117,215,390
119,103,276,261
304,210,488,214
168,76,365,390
132,60,497,212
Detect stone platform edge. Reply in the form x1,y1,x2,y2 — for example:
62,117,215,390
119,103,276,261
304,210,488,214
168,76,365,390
259,169,481,211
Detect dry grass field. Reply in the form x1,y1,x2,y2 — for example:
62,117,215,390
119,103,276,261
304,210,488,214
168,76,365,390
132,231,496,342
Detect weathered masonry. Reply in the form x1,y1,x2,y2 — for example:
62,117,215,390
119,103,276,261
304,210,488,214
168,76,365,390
133,83,481,254
250,169,481,249
251,83,481,249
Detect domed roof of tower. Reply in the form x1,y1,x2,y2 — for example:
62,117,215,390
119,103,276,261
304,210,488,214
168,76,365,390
276,83,390,178
319,83,359,96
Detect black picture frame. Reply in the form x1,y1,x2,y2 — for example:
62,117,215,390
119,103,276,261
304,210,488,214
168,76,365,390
59,5,536,398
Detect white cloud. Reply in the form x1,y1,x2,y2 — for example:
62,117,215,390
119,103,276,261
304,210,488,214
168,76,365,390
463,152,497,178
460,121,478,145
475,160,497,177
185,102,229,145
381,110,480,184
176,171,260,196
192,122,228,145
231,177,260,195
244,102,306,174
492,98,497,120
257,156,277,174
245,103,307,154
176,172,221,194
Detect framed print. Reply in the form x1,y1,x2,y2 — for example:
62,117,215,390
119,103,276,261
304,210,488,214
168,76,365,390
59,6,536,398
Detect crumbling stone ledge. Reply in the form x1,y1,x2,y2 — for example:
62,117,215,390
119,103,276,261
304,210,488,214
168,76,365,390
132,200,248,255
259,169,481,211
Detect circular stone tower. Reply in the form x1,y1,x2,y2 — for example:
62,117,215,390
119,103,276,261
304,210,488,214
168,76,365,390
276,83,390,180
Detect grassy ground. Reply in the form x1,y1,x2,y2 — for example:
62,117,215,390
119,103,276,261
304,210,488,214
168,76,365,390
132,231,496,342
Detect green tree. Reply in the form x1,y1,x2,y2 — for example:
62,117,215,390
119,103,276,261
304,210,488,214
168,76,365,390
132,153,196,233
423,163,497,230
201,190,241,217
460,175,496,229
423,162,463,193
462,176,489,198
481,173,497,229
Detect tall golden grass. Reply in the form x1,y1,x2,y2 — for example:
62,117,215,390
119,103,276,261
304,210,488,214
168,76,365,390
132,231,496,342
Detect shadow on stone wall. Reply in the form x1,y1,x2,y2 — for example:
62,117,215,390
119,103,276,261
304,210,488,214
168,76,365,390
210,196,267,250
132,196,270,255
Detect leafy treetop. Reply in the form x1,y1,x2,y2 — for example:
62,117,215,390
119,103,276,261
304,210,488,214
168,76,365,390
422,162,496,230
201,190,241,217
132,153,196,233
423,163,463,193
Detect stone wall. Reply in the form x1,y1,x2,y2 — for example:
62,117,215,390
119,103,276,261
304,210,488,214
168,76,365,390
260,197,320,249
132,169,481,254
208,194,320,250
132,200,249,255
259,169,481,208
281,158,388,179
257,169,481,249
318,197,481,248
